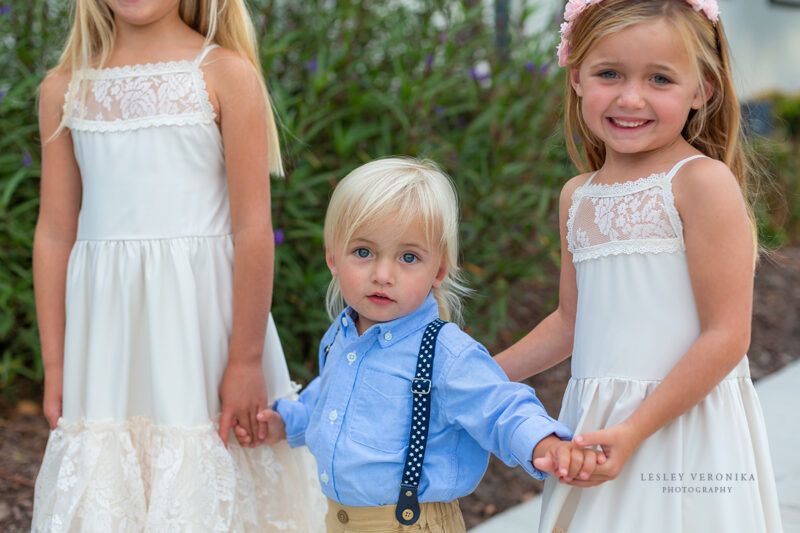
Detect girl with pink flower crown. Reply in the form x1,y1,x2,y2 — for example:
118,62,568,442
496,1,783,531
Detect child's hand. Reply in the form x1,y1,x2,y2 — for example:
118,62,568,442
570,421,644,484
218,359,268,448
532,434,607,484
232,409,286,446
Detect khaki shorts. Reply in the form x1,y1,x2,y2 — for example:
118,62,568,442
325,498,466,533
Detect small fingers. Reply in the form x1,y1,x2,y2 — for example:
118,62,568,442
578,449,597,480
554,444,572,479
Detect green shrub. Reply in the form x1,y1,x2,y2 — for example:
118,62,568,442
0,0,570,391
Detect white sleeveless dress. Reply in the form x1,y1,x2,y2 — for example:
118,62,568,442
538,156,783,533
32,46,325,532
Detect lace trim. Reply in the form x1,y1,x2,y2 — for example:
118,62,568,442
63,64,217,132
579,171,668,197
571,238,684,263
67,112,214,132
82,59,198,80
567,173,686,257
33,409,325,532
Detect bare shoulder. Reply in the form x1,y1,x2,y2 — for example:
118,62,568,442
202,47,262,95
39,68,71,109
672,157,745,216
560,172,594,206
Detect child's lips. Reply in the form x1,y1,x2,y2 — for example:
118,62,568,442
367,293,394,306
607,117,652,129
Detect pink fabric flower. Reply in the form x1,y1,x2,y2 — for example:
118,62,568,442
556,0,721,67
557,40,571,68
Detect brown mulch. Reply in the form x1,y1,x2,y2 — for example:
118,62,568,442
1,248,799,532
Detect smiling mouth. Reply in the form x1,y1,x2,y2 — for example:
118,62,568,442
609,117,652,129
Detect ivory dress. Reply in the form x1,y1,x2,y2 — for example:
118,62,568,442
538,156,783,533
32,45,325,532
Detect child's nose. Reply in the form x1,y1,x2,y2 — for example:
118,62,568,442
617,83,646,109
372,259,394,285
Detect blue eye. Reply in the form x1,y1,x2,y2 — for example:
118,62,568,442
652,74,670,84
354,248,371,258
401,253,418,264
599,70,619,79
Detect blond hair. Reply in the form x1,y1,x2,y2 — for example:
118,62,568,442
323,158,470,324
50,0,282,175
562,0,757,249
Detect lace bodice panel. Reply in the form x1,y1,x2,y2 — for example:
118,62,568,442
63,47,217,133
567,172,686,263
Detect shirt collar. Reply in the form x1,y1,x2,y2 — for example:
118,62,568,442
337,292,440,347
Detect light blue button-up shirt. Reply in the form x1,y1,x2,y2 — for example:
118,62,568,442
274,293,572,507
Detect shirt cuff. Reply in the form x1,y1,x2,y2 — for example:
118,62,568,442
509,416,573,480
273,397,308,448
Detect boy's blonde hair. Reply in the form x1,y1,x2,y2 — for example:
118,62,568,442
562,0,757,249
323,158,470,324
50,0,282,175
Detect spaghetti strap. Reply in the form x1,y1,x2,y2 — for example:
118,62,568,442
193,44,219,66
583,171,600,187
665,154,708,181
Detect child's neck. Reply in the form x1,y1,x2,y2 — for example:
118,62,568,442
598,137,698,183
108,12,203,68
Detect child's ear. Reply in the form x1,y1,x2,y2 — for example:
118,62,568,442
325,247,337,276
570,67,583,97
691,78,715,109
431,263,448,289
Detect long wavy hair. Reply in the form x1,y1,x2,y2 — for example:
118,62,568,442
562,0,757,251
49,0,282,175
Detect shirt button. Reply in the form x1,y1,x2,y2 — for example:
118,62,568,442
337,509,349,524
384,331,392,341
329,410,338,421
342,316,348,327
346,351,357,363
320,472,329,484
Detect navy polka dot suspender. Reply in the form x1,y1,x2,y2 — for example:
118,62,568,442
395,318,447,526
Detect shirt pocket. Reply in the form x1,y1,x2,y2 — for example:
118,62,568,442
349,367,412,453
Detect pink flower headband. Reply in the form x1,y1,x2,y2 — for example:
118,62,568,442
557,0,721,67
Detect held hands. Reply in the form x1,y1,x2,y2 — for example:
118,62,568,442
233,408,286,447
218,359,268,448
567,421,645,487
532,434,607,484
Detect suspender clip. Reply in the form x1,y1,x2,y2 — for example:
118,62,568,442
411,378,432,395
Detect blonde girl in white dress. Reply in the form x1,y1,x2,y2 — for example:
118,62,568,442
495,1,783,531
32,0,324,530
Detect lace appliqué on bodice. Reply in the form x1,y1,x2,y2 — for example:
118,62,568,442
63,53,216,133
567,172,685,263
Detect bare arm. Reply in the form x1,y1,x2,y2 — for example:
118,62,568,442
576,158,754,482
33,71,82,429
494,176,584,381
205,50,275,447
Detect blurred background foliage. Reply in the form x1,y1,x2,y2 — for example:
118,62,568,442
1,0,799,396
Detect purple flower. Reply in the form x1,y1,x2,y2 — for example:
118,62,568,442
304,59,318,74
1,5,10,15
22,152,31,167
434,105,446,117
539,63,551,76
469,67,490,82
0,89,5,106
274,228,285,246
425,54,434,68
525,61,536,74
